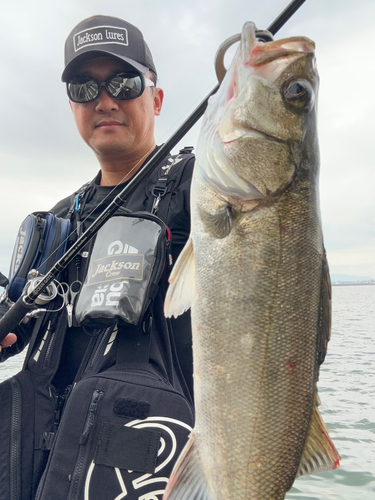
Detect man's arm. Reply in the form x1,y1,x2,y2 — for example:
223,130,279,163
0,302,33,361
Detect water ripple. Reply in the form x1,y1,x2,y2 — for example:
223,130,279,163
1,286,374,499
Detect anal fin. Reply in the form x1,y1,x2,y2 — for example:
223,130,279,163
297,393,341,477
163,432,212,500
164,238,196,318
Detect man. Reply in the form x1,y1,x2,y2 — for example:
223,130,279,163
0,15,194,500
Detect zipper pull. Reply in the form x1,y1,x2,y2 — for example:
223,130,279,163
52,385,71,426
53,394,64,425
79,389,104,445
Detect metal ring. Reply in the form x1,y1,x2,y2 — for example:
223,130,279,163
214,29,275,83
214,33,241,84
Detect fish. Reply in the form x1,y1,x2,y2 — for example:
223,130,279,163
163,21,340,500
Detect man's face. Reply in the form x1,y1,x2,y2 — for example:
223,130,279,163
69,55,163,161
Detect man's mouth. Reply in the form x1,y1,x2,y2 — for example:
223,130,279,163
96,120,124,128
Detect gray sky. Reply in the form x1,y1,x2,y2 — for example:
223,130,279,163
0,0,374,278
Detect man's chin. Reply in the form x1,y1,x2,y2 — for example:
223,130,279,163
90,140,130,158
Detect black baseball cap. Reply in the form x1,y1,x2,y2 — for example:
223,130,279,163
62,15,157,82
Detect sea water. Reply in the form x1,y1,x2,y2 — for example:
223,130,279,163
0,285,374,499
287,285,375,499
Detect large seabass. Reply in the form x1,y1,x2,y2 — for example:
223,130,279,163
164,21,340,500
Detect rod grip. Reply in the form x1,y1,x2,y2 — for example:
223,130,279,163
0,297,34,343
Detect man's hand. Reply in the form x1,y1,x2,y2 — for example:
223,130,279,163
0,333,17,353
0,303,17,353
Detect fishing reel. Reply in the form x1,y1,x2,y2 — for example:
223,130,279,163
0,269,59,324
21,270,59,322
25,270,59,305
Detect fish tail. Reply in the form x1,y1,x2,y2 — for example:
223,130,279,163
163,432,212,500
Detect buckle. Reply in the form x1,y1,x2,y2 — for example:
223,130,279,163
151,180,168,198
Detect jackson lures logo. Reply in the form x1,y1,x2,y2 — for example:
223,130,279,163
73,25,129,52
87,240,143,286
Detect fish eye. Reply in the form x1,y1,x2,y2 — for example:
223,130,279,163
282,79,313,108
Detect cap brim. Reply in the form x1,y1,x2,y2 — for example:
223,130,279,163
61,50,149,82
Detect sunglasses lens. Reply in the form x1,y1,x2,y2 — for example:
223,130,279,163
67,73,148,102
67,77,99,103
107,74,143,100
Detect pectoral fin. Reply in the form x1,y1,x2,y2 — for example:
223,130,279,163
163,432,212,500
198,204,234,239
297,392,340,477
164,238,196,318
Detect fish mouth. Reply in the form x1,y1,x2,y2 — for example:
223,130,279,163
249,36,315,68
221,124,285,144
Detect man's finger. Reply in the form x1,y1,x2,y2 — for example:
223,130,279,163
0,333,17,351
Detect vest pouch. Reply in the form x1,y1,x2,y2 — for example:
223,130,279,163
35,364,194,500
0,370,36,500
75,212,171,328
7,212,71,302
0,309,71,499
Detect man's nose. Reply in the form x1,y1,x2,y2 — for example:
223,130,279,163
94,88,120,112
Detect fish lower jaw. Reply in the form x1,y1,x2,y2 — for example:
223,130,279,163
220,124,284,144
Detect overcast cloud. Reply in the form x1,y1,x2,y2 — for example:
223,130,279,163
0,0,374,278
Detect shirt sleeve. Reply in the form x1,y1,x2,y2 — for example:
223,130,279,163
0,302,34,362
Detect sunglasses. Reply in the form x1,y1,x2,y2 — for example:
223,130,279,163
67,72,155,103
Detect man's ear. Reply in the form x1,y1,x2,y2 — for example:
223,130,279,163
153,88,164,116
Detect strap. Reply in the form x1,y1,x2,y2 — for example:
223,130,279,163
178,146,194,154
66,181,92,220
149,149,194,222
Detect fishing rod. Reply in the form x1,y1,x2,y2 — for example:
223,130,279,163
0,0,307,341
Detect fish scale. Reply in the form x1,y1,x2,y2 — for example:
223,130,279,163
191,181,321,499
164,21,339,500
